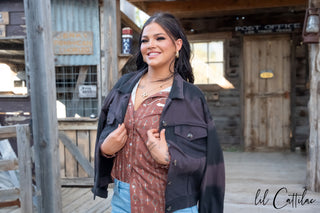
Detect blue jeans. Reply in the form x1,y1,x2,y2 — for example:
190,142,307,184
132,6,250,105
111,179,198,213
174,205,198,213
111,179,131,213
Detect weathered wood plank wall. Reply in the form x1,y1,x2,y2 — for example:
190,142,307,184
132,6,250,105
200,36,242,146
0,0,25,37
294,44,309,148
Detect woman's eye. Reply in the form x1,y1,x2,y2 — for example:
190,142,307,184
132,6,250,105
141,39,148,43
157,37,165,41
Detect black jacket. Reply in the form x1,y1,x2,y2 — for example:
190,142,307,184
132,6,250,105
92,70,225,213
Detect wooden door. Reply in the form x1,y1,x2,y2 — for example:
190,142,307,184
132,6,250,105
243,35,291,150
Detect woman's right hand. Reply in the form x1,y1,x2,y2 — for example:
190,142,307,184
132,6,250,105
100,123,128,156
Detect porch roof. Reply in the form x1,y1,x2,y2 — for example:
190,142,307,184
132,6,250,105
127,0,307,18
127,0,307,35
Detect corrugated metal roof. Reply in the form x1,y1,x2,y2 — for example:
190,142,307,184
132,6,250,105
51,0,100,66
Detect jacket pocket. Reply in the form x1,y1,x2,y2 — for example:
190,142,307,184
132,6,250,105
174,125,207,141
173,124,207,158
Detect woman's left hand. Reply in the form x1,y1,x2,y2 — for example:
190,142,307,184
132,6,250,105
146,129,170,165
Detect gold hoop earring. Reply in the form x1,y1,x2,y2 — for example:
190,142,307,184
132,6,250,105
176,51,180,58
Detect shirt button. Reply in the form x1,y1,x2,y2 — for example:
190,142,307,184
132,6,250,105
168,181,172,185
187,133,193,139
174,160,177,166
162,120,167,127
167,206,172,211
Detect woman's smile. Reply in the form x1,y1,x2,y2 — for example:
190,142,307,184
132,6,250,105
147,51,161,58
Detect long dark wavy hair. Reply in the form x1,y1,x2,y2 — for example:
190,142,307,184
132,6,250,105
135,12,194,83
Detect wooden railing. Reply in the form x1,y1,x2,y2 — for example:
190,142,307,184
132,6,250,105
0,125,33,212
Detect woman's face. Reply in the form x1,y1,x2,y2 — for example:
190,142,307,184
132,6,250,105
140,22,182,70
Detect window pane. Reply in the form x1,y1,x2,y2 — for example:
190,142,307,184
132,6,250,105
192,54,209,84
208,63,224,84
55,66,98,118
193,63,224,84
209,41,223,62
192,43,208,62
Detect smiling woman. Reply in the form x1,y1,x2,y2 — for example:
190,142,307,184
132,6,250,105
93,12,225,213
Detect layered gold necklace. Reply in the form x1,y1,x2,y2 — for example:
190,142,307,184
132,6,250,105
139,76,173,99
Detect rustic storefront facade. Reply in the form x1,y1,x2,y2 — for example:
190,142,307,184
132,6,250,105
0,0,313,184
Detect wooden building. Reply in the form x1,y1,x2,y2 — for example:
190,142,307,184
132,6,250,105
0,0,312,185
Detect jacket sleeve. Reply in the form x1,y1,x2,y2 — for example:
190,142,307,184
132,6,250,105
92,71,137,198
199,98,225,213
92,87,117,198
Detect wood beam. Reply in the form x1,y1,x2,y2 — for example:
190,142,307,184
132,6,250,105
307,0,320,194
23,0,62,212
16,125,33,213
0,42,24,51
0,126,16,139
0,54,25,59
121,11,141,33
101,0,121,98
0,58,25,65
129,0,307,17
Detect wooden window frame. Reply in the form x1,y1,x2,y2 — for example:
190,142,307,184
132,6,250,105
188,32,231,86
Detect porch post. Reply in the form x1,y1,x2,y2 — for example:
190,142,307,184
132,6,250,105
23,0,62,212
307,0,320,192
101,0,121,99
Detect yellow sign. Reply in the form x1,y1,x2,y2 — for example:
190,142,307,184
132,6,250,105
260,70,274,79
53,32,93,55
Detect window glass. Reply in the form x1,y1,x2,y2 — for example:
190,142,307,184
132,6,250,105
192,43,207,61
191,40,233,88
209,41,223,61
55,66,98,118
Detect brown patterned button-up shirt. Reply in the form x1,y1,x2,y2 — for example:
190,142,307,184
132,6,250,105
111,84,170,213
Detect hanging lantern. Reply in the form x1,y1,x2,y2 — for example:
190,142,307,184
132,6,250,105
302,8,320,43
